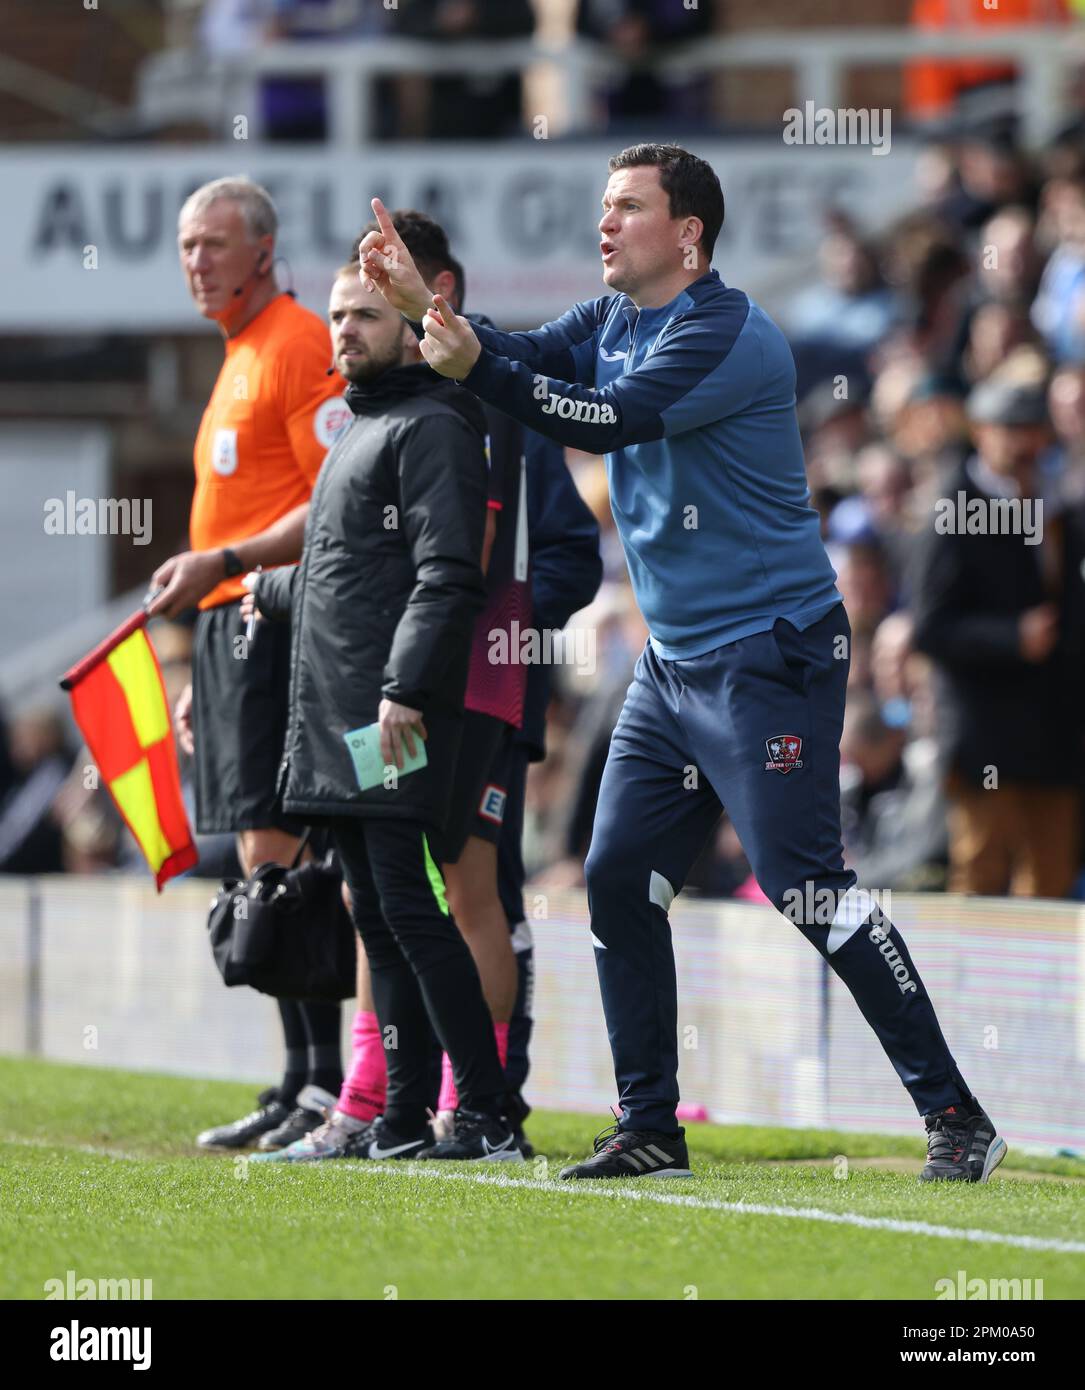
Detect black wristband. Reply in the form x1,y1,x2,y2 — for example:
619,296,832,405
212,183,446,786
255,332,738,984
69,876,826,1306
221,547,244,578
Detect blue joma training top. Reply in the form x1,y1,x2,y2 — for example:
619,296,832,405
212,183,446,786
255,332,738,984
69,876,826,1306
457,268,842,660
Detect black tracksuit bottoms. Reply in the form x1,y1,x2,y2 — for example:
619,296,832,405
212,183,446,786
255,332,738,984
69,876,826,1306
331,816,506,1134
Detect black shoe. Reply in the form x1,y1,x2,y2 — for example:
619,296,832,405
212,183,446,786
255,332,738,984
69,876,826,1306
416,1108,524,1162
505,1091,534,1159
920,1097,1007,1183
256,1084,340,1152
353,1115,432,1162
195,1088,291,1150
559,1120,692,1179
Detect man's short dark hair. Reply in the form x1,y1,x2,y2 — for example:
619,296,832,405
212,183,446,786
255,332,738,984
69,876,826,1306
608,143,724,263
352,210,466,309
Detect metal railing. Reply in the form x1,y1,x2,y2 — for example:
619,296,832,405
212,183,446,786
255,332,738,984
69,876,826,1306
133,24,1085,146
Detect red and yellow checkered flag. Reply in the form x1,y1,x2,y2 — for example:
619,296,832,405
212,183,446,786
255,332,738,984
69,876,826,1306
60,610,197,890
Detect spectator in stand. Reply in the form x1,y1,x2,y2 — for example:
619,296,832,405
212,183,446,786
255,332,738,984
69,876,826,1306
962,301,1042,385
199,0,400,141
826,443,915,595
789,216,894,372
831,540,894,647
0,710,72,875
398,1,536,140
1032,175,1085,362
943,206,1044,384
934,127,1039,241
575,0,715,130
797,380,873,497
840,688,949,893
871,611,918,731
882,213,971,365
976,207,1042,307
1048,362,1085,501
911,376,1085,896
880,372,970,494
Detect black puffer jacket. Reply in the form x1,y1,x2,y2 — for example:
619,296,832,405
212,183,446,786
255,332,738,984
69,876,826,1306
255,363,488,826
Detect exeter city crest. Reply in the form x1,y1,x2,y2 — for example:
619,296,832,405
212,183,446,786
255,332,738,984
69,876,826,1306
765,734,803,774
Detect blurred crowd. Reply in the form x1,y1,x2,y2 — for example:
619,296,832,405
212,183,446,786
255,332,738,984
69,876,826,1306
5,113,1085,900
197,0,720,140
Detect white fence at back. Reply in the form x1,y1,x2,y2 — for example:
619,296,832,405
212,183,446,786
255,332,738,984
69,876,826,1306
1,877,1082,1154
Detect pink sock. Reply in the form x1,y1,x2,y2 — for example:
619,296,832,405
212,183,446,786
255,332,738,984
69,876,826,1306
438,1051,458,1112
438,1022,510,1112
338,1010,386,1123
494,1020,509,1069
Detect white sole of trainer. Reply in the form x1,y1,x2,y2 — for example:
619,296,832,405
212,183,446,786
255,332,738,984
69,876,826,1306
981,1137,1008,1182
559,1168,695,1180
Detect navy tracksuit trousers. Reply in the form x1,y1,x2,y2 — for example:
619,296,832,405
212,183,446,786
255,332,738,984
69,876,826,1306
584,604,970,1134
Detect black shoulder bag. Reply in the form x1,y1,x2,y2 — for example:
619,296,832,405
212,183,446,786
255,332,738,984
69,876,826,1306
206,830,356,1002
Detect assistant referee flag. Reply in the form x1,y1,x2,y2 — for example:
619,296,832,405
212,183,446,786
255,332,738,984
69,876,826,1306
60,610,197,889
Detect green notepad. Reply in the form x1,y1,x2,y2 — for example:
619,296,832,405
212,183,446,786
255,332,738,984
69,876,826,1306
343,722,428,791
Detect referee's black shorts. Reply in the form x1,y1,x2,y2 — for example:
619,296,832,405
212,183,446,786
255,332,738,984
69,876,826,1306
431,710,516,866
191,601,302,836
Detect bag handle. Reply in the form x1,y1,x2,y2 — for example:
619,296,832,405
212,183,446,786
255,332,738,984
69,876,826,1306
289,827,313,870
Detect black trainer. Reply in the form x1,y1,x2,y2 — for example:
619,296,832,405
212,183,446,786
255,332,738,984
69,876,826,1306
560,1120,692,1179
195,1088,291,1150
416,1108,524,1162
353,1115,432,1162
920,1097,1007,1183
256,1084,340,1152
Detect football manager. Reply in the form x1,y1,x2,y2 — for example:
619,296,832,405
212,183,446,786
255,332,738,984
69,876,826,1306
359,142,1006,1185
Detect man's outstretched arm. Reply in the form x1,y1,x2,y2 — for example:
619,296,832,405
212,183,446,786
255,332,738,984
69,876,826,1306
359,197,599,383
420,293,758,455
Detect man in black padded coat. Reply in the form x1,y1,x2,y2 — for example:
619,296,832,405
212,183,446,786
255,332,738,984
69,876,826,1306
248,260,522,1164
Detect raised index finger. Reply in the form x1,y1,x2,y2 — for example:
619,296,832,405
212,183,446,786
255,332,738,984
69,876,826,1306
371,197,405,251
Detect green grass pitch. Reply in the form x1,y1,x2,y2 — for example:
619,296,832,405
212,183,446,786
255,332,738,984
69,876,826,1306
2,1056,1083,1300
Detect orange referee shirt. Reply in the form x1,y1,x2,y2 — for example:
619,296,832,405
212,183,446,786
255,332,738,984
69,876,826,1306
191,293,351,610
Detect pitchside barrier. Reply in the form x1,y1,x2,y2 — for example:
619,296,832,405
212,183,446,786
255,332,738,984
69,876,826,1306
0,877,1081,1154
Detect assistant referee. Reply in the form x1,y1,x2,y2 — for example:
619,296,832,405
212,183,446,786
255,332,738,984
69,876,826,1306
148,176,348,1151
360,144,1007,1185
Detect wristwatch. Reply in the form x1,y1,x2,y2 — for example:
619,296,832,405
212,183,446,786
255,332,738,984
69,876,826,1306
221,547,244,579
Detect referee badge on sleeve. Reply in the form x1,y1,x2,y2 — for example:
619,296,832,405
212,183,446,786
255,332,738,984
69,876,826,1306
212,428,239,476
314,396,351,448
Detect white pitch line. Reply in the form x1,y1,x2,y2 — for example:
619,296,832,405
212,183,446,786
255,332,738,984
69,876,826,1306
338,1161,1085,1256
7,1135,1084,1256
2,1134,143,1162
